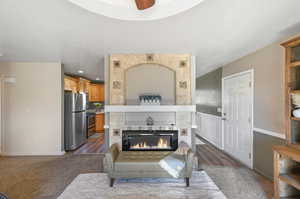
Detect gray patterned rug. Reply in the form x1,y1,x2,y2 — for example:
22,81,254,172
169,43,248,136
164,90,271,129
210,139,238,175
58,171,227,199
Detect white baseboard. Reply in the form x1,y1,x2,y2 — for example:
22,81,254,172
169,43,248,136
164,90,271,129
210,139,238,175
253,128,285,139
1,151,66,156
196,112,221,119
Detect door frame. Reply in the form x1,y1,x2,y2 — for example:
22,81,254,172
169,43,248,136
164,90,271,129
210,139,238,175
221,69,254,169
0,75,3,155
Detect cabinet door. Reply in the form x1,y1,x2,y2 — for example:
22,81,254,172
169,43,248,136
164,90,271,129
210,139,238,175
78,79,85,93
88,84,95,101
88,83,105,102
92,84,98,102
85,81,90,93
72,81,78,92
93,84,104,102
99,84,105,102
88,84,93,101
94,85,100,101
64,76,78,92
95,114,104,131
78,78,90,93
64,78,71,91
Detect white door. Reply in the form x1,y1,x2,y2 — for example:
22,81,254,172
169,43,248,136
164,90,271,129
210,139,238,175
223,70,253,168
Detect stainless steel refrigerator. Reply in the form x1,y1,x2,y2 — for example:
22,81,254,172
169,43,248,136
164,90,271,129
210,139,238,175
64,91,87,151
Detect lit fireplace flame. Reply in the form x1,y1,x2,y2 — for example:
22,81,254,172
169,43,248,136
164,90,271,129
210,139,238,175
131,138,170,149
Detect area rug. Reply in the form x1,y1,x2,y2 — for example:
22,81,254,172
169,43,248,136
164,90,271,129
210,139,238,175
58,171,227,199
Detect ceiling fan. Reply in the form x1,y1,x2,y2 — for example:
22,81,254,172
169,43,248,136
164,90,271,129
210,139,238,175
135,0,155,10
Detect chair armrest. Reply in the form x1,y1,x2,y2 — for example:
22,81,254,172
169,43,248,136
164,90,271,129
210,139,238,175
103,143,120,174
184,149,194,177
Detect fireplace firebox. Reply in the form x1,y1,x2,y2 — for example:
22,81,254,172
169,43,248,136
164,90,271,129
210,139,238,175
122,130,178,151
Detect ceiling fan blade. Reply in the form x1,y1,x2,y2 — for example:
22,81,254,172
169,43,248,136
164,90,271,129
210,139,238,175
135,0,155,10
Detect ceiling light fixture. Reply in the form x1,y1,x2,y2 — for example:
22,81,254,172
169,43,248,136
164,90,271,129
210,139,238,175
78,70,84,74
68,0,205,21
135,0,155,10
96,77,100,81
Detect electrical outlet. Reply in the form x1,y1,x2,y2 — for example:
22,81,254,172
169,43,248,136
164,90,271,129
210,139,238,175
113,129,120,136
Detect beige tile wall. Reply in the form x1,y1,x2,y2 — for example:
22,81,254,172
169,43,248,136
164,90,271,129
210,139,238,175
109,54,192,105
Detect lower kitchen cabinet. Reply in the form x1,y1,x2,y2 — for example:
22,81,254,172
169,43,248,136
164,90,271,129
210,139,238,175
96,113,105,132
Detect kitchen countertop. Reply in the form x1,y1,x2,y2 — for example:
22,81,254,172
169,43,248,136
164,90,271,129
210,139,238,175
86,109,104,114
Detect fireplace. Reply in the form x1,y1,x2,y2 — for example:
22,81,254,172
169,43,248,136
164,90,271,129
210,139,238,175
122,130,178,151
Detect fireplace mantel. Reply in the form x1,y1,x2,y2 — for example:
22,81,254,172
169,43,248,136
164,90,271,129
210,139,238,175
105,105,196,113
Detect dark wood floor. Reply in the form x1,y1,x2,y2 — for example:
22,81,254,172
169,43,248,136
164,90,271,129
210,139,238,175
73,132,105,154
197,139,274,199
196,143,242,167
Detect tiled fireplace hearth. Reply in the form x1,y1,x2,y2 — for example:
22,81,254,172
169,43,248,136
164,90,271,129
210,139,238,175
122,130,178,151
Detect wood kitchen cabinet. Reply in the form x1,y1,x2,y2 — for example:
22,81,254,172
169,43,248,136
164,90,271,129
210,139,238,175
88,83,104,102
78,78,90,93
64,76,91,93
95,113,105,132
64,76,78,92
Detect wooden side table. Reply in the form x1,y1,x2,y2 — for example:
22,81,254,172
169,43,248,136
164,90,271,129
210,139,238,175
273,145,300,198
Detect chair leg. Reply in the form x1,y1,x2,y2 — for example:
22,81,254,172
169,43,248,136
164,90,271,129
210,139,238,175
185,177,190,187
110,178,115,187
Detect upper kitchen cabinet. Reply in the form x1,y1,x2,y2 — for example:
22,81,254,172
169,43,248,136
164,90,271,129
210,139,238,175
89,83,105,102
64,76,78,92
78,78,90,93
64,75,91,93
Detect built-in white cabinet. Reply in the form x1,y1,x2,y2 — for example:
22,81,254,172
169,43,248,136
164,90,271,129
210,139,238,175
196,112,222,149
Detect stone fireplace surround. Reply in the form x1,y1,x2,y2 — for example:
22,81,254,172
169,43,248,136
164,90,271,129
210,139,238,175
108,54,192,105
104,54,196,151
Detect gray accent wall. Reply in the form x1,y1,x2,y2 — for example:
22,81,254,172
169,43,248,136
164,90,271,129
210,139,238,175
195,68,222,116
253,131,285,180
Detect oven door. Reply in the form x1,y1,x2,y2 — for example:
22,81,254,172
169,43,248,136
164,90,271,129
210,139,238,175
87,124,96,138
88,115,96,127
86,114,96,138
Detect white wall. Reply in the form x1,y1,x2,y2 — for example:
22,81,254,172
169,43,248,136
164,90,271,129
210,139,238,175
0,62,63,156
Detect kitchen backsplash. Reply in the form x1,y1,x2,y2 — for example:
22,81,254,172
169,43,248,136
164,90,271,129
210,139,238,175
87,102,104,110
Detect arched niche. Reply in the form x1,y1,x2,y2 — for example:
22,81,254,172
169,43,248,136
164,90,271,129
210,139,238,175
109,54,192,105
125,64,176,105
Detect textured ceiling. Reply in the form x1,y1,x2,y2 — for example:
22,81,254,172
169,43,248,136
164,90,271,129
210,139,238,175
1,0,300,80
